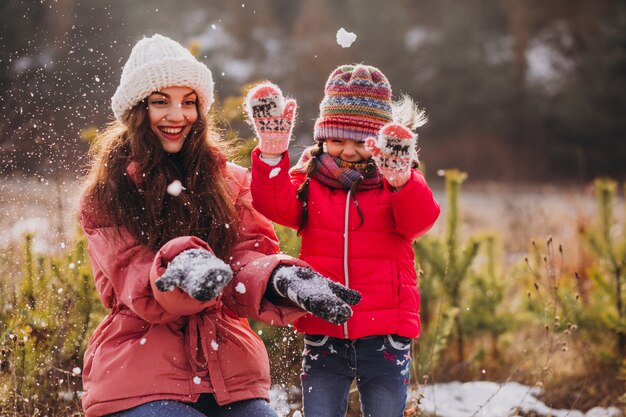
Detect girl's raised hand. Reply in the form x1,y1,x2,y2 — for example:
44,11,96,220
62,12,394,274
155,248,233,302
244,82,297,157
365,123,418,189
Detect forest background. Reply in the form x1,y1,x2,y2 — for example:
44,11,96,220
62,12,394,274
1,1,625,416
2,0,625,182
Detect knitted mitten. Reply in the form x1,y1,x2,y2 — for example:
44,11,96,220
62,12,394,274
268,265,361,325
155,248,233,302
244,82,297,155
365,122,418,188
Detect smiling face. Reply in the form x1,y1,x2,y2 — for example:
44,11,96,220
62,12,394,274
324,138,373,163
148,86,198,153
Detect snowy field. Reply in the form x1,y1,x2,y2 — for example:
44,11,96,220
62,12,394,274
1,176,605,268
269,381,623,417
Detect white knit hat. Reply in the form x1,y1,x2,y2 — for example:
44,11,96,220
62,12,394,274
111,34,214,122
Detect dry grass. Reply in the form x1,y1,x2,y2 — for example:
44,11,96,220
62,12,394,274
1,175,80,255
1,175,623,416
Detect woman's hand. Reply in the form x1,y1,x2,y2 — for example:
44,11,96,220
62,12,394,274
365,122,418,189
155,248,233,302
268,265,361,325
244,82,297,157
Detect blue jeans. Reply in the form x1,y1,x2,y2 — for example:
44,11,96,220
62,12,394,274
106,393,278,417
301,334,411,417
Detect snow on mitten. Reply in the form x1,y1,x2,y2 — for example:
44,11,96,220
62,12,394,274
244,82,297,155
155,248,233,302
365,122,418,188
268,265,361,325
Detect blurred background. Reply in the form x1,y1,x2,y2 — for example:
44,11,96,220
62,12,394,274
1,0,625,182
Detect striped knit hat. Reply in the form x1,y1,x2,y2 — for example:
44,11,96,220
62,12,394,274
314,64,392,143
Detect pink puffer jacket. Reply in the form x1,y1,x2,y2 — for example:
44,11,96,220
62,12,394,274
250,148,440,340
79,162,306,417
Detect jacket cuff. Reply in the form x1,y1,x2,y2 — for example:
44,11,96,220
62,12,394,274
149,236,219,316
223,253,308,325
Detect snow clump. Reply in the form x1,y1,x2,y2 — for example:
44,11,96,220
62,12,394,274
269,167,281,178
336,28,357,48
167,180,185,196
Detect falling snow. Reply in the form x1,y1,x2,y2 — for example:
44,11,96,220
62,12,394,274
269,167,281,178
235,282,246,293
166,180,184,196
336,28,357,48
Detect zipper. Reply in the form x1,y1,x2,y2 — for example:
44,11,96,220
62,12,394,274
343,190,351,339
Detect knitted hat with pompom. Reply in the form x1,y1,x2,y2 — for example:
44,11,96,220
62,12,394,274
314,64,393,143
111,34,214,123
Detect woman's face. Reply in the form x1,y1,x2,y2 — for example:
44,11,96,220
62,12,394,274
147,86,198,153
324,138,372,162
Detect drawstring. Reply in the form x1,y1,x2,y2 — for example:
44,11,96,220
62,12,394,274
183,310,231,402
184,316,207,371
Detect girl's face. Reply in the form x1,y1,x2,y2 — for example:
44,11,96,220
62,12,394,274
148,86,198,153
324,138,372,163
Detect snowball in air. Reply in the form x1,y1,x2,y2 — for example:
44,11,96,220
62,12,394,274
269,167,281,178
167,180,185,196
235,282,246,294
336,28,357,48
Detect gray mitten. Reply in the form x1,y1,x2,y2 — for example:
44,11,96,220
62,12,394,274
269,265,361,325
155,248,233,302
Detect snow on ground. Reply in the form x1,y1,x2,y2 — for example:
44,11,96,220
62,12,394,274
270,381,623,417
410,381,622,417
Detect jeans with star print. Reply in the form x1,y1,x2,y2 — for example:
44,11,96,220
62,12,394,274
300,334,411,417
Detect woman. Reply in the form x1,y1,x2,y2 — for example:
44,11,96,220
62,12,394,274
79,34,359,417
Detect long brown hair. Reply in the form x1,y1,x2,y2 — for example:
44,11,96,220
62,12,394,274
81,100,240,260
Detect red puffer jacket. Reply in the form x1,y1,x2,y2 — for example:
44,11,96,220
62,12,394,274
79,162,307,417
250,148,440,340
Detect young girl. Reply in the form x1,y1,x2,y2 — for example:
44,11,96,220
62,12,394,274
245,64,440,417
79,35,359,417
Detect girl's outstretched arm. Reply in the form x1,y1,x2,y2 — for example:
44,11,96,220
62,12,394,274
250,147,304,229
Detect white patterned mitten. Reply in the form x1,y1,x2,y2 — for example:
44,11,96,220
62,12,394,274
244,82,297,155
365,122,418,188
